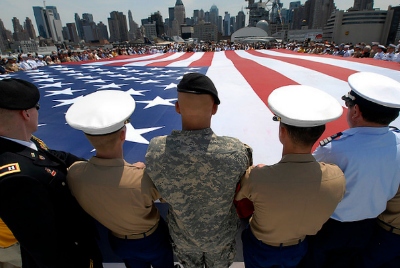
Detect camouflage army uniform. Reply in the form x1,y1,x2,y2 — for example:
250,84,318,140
145,128,252,268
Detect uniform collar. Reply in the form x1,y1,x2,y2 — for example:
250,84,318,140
343,126,389,136
171,127,214,136
279,153,316,164
0,136,37,151
89,156,126,167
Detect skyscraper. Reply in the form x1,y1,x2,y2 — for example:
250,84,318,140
97,22,109,41
352,0,374,11
12,17,29,41
128,10,139,40
66,23,79,43
210,5,219,26
75,13,84,40
24,17,36,39
32,6,63,42
223,12,231,36
108,11,128,42
236,10,246,30
174,0,186,25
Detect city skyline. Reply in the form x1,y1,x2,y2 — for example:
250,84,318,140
0,0,397,33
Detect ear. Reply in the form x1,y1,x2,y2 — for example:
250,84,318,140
352,104,362,119
20,110,29,121
279,123,287,142
175,101,181,114
120,126,126,142
211,104,218,115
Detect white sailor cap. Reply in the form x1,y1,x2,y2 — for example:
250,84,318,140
345,72,400,109
21,54,28,58
65,90,135,135
388,44,396,48
268,85,343,127
378,45,386,49
372,42,379,46
38,55,44,58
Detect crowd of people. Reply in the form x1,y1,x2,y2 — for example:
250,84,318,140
1,39,399,75
1,65,400,268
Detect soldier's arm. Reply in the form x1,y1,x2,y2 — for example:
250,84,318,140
235,167,252,201
0,175,60,267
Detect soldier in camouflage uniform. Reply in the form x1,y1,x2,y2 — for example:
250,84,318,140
145,73,252,268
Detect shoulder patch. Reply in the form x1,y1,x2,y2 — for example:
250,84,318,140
31,136,49,151
0,163,21,178
319,132,343,147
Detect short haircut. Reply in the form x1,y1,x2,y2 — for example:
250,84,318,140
281,122,326,147
357,103,399,125
84,128,122,151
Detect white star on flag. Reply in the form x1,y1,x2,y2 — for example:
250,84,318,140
140,79,161,84
125,88,148,96
84,79,110,84
45,88,85,97
125,69,140,73
150,67,164,71
125,123,164,144
122,77,140,81
34,78,61,83
82,66,95,69
27,72,47,76
39,82,73,89
163,70,178,73
30,75,50,79
159,83,177,90
94,83,127,90
52,96,84,108
176,76,183,80
109,74,127,78
137,96,177,109
89,68,105,72
156,74,171,78
99,71,115,75
76,76,98,80
116,67,128,70
60,70,76,74
138,72,153,75
67,73,84,76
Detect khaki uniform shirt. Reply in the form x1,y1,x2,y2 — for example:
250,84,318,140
67,157,161,235
5,63,19,72
236,154,345,245
379,186,400,229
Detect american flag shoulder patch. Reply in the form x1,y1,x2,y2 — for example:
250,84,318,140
0,163,21,178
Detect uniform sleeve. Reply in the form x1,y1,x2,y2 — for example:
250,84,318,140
0,175,60,267
49,149,86,167
235,167,253,201
244,144,253,167
142,170,162,201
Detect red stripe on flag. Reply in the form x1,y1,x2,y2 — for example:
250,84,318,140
225,50,349,151
146,52,194,67
225,50,297,107
247,50,358,81
105,53,175,66
273,49,400,71
189,52,215,67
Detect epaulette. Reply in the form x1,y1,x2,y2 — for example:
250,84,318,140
319,132,343,147
0,163,21,178
390,126,400,133
31,135,49,151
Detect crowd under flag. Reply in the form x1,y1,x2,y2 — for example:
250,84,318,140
2,49,400,166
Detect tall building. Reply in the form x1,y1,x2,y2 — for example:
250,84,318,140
288,1,301,27
169,7,175,28
291,0,334,30
66,23,79,43
174,0,186,25
351,0,374,11
108,11,128,42
24,17,36,39
236,10,246,30
223,12,231,36
270,0,284,24
97,21,109,41
193,22,218,41
193,10,200,25
128,10,139,40
75,13,84,40
230,17,236,34
149,11,165,36
247,0,269,27
210,5,219,26
82,13,94,23
12,17,29,41
32,6,63,42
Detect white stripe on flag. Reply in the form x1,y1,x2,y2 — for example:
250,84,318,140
124,52,186,66
207,51,282,165
84,54,160,66
168,52,206,67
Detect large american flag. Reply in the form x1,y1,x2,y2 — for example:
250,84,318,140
2,49,400,165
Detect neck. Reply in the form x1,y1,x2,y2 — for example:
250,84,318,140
181,117,211,131
282,143,312,157
95,147,123,159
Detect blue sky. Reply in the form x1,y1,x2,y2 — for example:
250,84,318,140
0,0,397,33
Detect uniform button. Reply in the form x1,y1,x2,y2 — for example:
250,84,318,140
62,182,66,186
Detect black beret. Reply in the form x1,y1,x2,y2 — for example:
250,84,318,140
177,73,220,105
0,78,40,110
